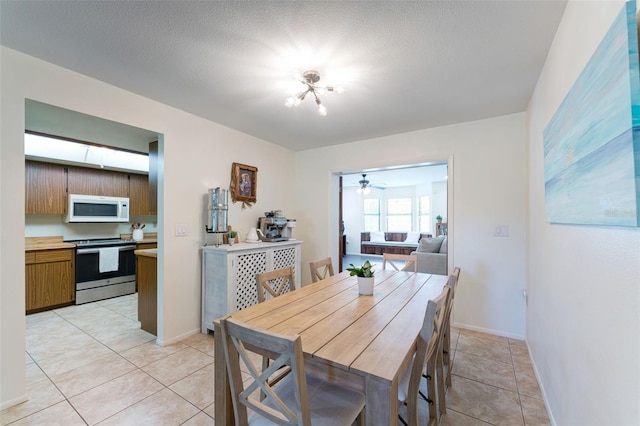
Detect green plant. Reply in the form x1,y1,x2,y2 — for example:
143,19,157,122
436,215,443,222
228,231,237,238
346,260,374,277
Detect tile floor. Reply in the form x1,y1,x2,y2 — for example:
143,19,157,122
2,293,550,425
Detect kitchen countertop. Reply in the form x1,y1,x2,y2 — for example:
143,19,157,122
135,248,157,258
121,232,157,244
25,236,75,251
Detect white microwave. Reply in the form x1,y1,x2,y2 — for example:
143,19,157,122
65,194,130,223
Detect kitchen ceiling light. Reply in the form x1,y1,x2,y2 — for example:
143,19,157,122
356,174,371,195
285,70,343,116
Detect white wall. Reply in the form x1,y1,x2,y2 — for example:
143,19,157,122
527,1,640,424
294,113,528,340
0,47,296,408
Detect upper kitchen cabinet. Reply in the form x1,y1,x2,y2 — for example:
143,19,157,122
129,173,151,216
67,165,129,197
148,141,158,214
25,160,68,215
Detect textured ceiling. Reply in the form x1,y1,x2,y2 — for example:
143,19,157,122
0,1,567,151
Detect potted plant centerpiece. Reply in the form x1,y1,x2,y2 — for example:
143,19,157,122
347,260,375,295
436,215,443,223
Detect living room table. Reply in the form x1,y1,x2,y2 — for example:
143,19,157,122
213,269,449,425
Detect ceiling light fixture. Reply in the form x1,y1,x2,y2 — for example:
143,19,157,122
356,174,371,195
285,70,344,116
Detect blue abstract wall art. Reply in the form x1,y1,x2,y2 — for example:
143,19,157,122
543,0,640,227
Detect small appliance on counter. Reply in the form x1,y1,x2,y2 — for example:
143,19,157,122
205,187,228,246
283,219,296,240
257,210,291,242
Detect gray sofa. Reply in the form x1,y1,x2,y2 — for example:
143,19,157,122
412,235,447,275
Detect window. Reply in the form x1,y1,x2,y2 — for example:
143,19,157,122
25,133,149,172
363,198,380,232
387,198,412,231
418,196,431,233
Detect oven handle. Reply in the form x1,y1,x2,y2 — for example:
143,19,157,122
76,246,136,255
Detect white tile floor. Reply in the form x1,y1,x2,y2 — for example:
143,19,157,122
2,293,551,425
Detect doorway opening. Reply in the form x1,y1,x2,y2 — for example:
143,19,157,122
23,100,164,389
337,162,450,272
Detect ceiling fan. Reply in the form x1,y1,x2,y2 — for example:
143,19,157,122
353,174,386,194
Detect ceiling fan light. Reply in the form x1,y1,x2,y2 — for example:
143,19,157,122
284,97,296,108
318,104,327,116
363,187,371,195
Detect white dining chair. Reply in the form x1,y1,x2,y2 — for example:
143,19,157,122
436,268,461,417
309,257,334,283
256,266,295,303
398,284,450,426
382,253,417,272
220,317,365,425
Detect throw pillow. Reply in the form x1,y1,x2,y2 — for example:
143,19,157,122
404,232,421,244
417,235,444,253
369,231,386,243
439,236,448,254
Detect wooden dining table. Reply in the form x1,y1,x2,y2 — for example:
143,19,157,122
213,269,449,425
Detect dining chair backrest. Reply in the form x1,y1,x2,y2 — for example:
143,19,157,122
402,284,450,426
256,266,295,303
452,266,461,292
309,257,334,283
382,253,417,272
220,317,311,425
220,317,365,426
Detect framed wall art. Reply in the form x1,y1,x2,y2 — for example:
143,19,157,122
230,162,257,207
543,1,640,227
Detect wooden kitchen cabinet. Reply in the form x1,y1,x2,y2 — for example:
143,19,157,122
129,173,151,216
136,251,157,335
136,242,157,250
67,165,129,197
25,248,75,313
148,141,158,214
25,160,68,215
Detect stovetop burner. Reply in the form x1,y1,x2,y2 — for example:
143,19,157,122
66,238,137,247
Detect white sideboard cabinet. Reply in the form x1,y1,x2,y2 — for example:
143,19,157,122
201,240,302,333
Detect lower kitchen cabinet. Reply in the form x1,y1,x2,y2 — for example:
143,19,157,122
136,250,157,335
25,248,75,313
201,240,302,333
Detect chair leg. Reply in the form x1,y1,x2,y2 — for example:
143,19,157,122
426,362,439,424
436,349,447,416
444,324,453,389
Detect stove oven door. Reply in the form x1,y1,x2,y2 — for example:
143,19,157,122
75,245,136,304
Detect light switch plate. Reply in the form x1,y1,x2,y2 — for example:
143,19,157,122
175,224,188,236
494,225,509,237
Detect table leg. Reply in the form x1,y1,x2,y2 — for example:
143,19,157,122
365,375,397,426
214,323,233,426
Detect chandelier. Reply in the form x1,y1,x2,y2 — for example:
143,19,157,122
357,174,371,195
284,70,344,116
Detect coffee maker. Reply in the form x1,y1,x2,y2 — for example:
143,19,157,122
257,211,289,242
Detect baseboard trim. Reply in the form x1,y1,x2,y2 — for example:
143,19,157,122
527,342,557,426
452,321,525,340
1,394,28,411
156,327,202,346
